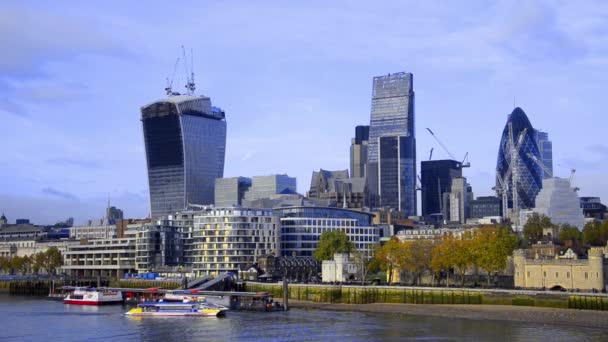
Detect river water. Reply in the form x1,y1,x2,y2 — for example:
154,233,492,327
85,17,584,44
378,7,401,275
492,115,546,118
0,295,605,341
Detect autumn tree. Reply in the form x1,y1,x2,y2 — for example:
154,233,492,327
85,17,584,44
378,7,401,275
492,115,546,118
401,239,434,285
472,226,518,286
314,231,354,261
375,237,405,284
351,245,380,285
431,236,456,287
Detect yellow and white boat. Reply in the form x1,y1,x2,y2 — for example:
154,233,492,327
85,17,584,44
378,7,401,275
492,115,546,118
126,302,227,317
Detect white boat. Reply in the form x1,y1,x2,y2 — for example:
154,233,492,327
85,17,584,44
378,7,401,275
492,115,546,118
163,291,231,307
64,287,123,305
125,302,227,317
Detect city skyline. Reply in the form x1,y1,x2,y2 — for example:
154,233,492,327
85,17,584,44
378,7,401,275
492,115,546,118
1,1,607,224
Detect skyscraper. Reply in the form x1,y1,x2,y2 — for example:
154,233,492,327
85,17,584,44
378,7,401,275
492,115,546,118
350,125,369,178
141,94,227,218
420,160,462,217
496,107,543,215
535,130,553,178
366,72,416,215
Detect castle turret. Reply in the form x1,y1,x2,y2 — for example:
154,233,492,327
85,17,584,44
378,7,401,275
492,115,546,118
588,247,605,291
0,213,7,227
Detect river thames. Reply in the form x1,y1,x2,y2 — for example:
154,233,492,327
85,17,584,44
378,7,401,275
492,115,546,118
0,295,605,341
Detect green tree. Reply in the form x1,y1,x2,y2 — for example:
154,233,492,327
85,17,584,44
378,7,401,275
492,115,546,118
0,256,10,274
523,213,553,243
313,231,354,261
558,224,582,250
11,256,31,275
43,247,62,275
33,252,46,274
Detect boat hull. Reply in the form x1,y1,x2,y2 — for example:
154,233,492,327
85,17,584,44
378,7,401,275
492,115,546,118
64,300,123,305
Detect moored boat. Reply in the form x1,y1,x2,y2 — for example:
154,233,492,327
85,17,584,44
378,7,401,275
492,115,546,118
125,302,227,317
64,287,123,305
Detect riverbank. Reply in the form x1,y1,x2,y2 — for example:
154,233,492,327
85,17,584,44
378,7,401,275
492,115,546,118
289,299,608,329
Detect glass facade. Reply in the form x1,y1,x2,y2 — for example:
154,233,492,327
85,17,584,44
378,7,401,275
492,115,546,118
244,175,297,201
350,125,369,178
274,207,379,257
496,107,543,210
141,95,226,218
421,160,462,217
535,130,553,178
214,177,252,207
367,72,416,215
470,196,502,219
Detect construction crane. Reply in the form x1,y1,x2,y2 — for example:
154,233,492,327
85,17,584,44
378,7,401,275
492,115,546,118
428,148,434,161
495,125,528,222
165,58,181,96
426,128,470,168
182,45,196,95
569,169,580,192
526,152,552,178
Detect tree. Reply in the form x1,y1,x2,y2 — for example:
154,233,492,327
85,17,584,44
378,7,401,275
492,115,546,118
0,257,10,274
43,247,62,275
313,231,354,261
402,239,434,285
431,236,457,287
472,226,518,286
11,256,31,275
523,213,553,243
351,245,379,285
558,224,582,250
375,237,405,284
582,221,608,247
33,252,46,274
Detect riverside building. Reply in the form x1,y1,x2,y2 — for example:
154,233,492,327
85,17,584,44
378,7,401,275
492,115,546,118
192,208,280,275
275,206,379,258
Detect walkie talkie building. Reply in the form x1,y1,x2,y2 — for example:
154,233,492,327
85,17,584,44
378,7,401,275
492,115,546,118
141,94,227,218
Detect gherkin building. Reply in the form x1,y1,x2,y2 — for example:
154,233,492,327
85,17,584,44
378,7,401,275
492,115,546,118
496,107,543,210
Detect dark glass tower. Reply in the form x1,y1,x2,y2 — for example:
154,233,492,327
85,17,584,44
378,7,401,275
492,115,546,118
141,95,227,218
420,160,462,217
496,107,542,211
350,125,369,178
367,72,416,215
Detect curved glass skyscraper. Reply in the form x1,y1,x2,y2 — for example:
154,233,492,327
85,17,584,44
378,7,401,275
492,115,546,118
141,94,227,218
496,107,542,211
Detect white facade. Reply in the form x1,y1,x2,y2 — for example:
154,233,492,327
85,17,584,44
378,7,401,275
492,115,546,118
192,208,280,275
322,253,359,283
530,178,585,229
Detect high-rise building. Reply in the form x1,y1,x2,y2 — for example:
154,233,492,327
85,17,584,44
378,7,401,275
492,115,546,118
214,177,252,207
350,125,369,178
496,107,543,214
535,130,553,178
244,174,297,201
307,169,366,209
470,196,502,219
141,94,227,218
527,178,585,229
366,72,416,215
420,160,462,218
448,177,471,224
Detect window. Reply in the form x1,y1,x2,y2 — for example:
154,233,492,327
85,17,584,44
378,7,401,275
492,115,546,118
567,272,570,279
585,272,588,279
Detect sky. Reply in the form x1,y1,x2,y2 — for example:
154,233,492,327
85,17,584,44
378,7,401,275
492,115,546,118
1,0,607,225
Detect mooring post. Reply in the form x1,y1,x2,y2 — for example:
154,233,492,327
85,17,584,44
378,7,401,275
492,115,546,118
283,277,289,311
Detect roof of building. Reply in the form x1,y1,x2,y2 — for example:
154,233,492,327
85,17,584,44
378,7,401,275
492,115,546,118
0,213,5,220
0,224,45,234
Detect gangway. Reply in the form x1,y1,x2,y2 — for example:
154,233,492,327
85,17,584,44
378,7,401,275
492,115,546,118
182,275,213,290
192,273,234,290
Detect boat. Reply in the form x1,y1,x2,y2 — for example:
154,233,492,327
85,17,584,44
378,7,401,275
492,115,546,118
125,302,227,317
64,287,123,305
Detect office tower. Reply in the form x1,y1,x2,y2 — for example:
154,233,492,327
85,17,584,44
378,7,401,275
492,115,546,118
350,125,369,178
245,174,297,200
420,160,462,218
448,177,471,224
496,107,543,213
470,196,502,219
366,72,416,215
141,94,227,218
535,130,553,178
530,178,585,229
214,177,252,207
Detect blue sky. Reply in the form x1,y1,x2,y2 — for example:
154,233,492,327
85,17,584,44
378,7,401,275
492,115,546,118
1,0,607,224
